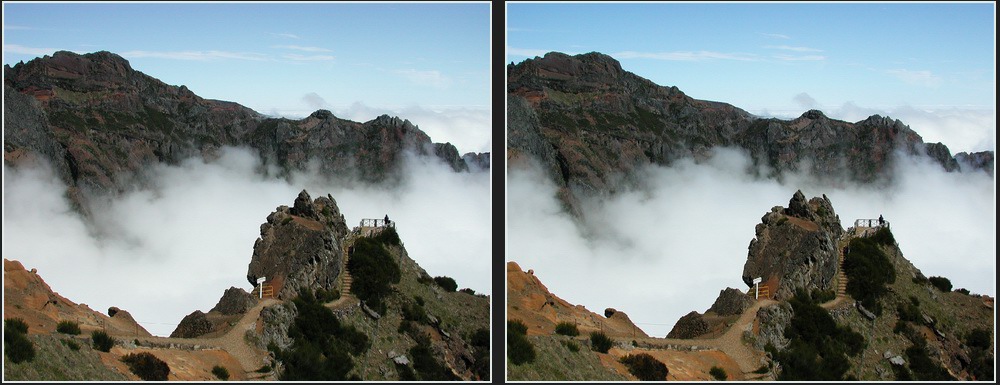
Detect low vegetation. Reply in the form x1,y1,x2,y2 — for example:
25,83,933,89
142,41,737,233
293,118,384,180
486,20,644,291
507,320,536,365
91,330,115,353
709,366,727,381
554,321,579,336
56,320,82,335
272,289,369,380
469,328,490,380
619,353,669,380
844,227,897,314
348,236,401,313
964,328,994,380
408,332,459,381
4,317,35,363
433,276,458,292
767,290,865,381
120,352,170,381
928,276,952,292
589,331,613,354
212,365,230,380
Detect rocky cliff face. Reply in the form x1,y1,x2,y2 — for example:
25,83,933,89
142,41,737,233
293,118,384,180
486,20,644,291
3,50,487,207
245,190,348,300
741,190,843,299
507,51,993,213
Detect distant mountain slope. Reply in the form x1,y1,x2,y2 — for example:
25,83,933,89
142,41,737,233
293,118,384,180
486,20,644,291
507,51,993,214
4,50,488,205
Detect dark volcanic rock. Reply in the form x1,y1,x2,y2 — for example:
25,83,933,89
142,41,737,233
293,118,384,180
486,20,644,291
707,288,755,316
245,190,348,300
741,190,843,300
462,152,490,171
506,51,993,214
666,311,709,339
170,310,212,338
956,151,995,176
210,286,256,315
3,50,486,210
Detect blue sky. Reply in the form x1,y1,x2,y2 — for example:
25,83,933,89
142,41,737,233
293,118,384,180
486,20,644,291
508,2,996,152
3,2,491,152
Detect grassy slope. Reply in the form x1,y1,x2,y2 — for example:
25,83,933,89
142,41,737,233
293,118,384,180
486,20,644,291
3,334,128,381
506,334,630,381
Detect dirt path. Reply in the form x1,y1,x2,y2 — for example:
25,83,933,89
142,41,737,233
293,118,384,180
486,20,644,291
125,298,279,376
638,299,777,374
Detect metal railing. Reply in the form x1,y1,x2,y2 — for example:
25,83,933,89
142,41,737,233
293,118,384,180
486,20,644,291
359,218,395,228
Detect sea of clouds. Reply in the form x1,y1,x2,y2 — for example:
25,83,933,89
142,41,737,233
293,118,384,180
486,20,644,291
3,147,490,336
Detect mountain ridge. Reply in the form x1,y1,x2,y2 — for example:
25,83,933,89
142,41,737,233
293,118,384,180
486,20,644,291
4,50,489,210
507,51,993,215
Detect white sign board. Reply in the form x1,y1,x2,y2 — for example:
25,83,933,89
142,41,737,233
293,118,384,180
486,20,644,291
753,277,762,284
257,277,266,284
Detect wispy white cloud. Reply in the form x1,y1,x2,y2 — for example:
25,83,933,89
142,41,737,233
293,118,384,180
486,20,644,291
120,50,270,61
613,50,760,62
886,69,942,87
773,54,827,62
765,45,823,52
282,53,335,62
393,69,452,89
3,44,67,56
270,32,300,39
760,32,791,39
506,47,554,58
272,45,332,53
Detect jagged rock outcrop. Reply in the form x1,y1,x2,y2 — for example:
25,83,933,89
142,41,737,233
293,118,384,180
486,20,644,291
741,190,843,300
462,151,490,171
246,190,347,300
210,286,256,315
170,310,212,338
666,311,709,339
753,302,793,351
956,151,995,175
3,50,488,209
707,288,755,316
507,51,993,214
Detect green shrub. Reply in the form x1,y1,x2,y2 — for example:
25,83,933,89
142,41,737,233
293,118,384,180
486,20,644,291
554,321,580,336
928,276,952,292
63,339,81,351
844,236,896,314
372,225,401,246
965,328,995,380
507,320,535,365
619,353,669,381
470,327,490,380
275,290,369,380
255,364,272,373
433,276,458,292
590,331,613,353
121,352,171,381
562,340,580,352
396,362,416,380
57,320,82,335
348,237,401,313
810,289,836,303
212,365,230,380
771,290,865,380
409,332,459,380
4,318,35,363
92,330,115,352
459,288,476,295
869,226,896,245
905,344,953,380
5,317,29,334
709,366,727,381
471,328,489,348
401,300,429,324
966,328,991,350
752,365,769,374
314,287,340,303
955,288,970,295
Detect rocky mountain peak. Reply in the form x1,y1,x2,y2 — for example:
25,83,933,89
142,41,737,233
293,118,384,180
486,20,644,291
741,191,843,299
245,190,348,300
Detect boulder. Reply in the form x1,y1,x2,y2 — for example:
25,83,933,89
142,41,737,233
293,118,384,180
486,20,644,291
666,311,709,339
210,286,257,315
170,310,213,338
707,288,754,316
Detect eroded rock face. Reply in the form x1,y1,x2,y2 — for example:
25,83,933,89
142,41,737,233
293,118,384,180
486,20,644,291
170,310,212,338
666,311,708,339
246,190,348,300
753,302,793,351
210,286,256,315
707,288,755,316
741,190,843,300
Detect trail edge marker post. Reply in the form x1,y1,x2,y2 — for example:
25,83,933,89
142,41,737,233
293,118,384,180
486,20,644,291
753,277,762,300
257,277,266,299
